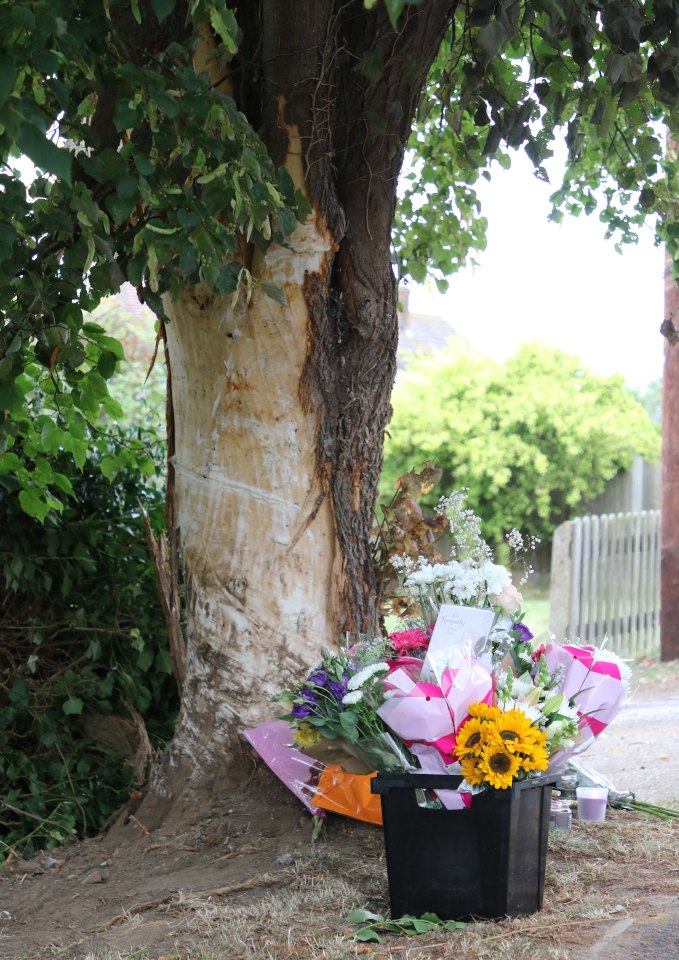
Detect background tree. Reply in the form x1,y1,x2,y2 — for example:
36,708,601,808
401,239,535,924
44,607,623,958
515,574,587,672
381,343,661,548
3,0,679,811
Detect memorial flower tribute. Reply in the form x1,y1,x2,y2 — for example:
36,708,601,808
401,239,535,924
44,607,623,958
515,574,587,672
248,489,629,821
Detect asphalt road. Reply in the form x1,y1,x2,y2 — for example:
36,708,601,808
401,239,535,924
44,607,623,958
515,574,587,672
580,681,679,805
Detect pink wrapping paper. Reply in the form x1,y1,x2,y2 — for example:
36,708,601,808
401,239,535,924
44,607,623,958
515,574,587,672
242,719,321,814
543,643,626,734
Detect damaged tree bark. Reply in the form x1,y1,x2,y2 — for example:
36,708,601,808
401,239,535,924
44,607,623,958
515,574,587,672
152,0,455,790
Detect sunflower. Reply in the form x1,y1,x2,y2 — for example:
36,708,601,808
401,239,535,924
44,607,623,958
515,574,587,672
455,718,488,759
489,709,540,753
479,744,522,789
518,740,549,772
468,702,501,722
460,756,486,787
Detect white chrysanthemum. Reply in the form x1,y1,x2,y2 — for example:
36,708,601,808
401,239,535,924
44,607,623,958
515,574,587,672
405,565,435,588
433,561,461,581
452,579,478,601
342,690,364,705
347,662,389,691
501,698,543,723
479,561,512,595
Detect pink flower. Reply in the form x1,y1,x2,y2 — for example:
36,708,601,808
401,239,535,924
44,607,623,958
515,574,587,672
491,583,523,615
390,628,430,654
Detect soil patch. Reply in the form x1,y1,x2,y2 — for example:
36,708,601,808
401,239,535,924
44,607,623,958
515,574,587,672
1,765,678,960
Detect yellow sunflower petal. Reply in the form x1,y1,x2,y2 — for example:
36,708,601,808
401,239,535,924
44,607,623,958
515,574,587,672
455,717,489,759
460,756,486,786
468,701,501,721
520,743,549,772
479,744,522,789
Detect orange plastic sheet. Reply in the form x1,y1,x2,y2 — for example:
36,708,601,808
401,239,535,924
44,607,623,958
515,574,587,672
311,763,383,825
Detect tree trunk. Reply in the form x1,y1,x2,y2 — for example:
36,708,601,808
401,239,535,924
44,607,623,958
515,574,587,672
156,0,455,792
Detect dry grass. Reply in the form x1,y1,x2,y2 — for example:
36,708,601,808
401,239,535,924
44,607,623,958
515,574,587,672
59,812,679,960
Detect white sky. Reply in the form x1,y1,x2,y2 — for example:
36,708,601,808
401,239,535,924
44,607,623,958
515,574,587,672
405,148,666,391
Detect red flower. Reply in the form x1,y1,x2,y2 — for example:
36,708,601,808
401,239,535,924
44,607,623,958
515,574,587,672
390,628,430,653
531,643,547,663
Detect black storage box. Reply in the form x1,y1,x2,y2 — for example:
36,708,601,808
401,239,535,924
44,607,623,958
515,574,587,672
371,772,556,920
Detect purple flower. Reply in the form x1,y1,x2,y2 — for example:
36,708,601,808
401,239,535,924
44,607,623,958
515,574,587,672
300,687,318,702
328,674,349,701
512,622,534,643
291,702,312,719
308,669,328,687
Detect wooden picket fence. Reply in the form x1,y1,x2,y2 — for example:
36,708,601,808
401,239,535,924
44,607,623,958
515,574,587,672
549,510,661,658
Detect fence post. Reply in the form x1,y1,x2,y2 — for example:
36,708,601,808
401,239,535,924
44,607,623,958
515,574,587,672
550,520,573,639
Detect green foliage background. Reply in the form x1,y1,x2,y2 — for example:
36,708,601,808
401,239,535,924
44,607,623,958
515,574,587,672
0,388,176,859
381,343,661,547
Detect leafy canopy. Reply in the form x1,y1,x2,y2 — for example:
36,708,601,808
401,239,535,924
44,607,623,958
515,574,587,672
0,0,308,519
1,0,678,519
381,343,661,546
394,0,679,289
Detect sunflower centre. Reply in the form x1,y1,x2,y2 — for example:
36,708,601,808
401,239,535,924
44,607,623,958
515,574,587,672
500,730,520,742
488,751,512,773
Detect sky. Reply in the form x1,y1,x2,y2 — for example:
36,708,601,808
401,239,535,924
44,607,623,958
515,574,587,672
405,148,666,391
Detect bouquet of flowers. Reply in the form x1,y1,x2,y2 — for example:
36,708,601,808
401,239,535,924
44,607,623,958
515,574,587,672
247,490,629,822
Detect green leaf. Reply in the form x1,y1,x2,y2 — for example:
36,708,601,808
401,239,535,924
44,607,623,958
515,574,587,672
0,57,17,106
51,472,75,497
101,395,124,418
354,928,383,942
100,455,118,480
114,99,141,132
261,280,288,307
16,124,72,184
209,6,239,54
39,418,64,454
131,0,142,24
384,0,406,29
18,488,50,523
347,909,383,924
0,380,24,413
150,0,176,19
97,336,125,360
152,91,179,117
62,697,84,716
0,451,21,474
98,351,118,379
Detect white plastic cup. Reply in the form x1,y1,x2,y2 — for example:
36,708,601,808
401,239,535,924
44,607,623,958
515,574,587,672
576,787,608,822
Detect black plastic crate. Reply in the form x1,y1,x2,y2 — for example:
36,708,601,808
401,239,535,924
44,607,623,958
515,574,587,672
372,772,556,920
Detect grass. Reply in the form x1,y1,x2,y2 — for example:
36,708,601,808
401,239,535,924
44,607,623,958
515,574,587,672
49,812,679,960
521,581,550,638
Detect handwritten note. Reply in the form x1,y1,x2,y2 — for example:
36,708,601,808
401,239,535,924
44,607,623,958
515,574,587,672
423,604,496,680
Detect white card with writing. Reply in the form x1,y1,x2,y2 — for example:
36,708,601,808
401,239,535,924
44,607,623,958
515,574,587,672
422,604,496,680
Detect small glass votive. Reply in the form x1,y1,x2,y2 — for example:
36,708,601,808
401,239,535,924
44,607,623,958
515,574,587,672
576,786,608,822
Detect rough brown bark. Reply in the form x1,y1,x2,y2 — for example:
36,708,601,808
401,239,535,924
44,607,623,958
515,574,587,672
235,0,455,632
661,258,679,660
